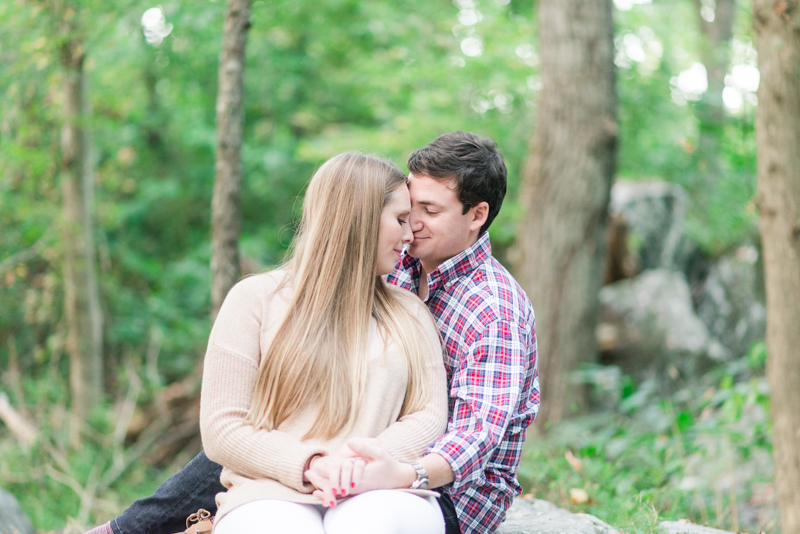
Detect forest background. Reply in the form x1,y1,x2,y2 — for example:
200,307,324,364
1,0,799,533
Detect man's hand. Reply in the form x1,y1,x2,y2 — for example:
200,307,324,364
326,438,417,496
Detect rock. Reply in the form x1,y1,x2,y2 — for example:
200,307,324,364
598,270,730,391
494,499,738,534
0,488,35,534
496,498,617,534
608,181,697,274
696,246,766,358
658,521,734,534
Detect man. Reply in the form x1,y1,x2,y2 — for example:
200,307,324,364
89,131,538,534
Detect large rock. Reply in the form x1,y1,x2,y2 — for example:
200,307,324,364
494,498,736,534
696,246,766,358
0,488,35,534
496,498,616,534
658,521,735,534
598,270,729,390
609,181,697,274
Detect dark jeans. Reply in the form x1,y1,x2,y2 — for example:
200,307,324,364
111,450,461,534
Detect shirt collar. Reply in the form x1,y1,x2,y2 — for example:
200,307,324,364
401,232,492,296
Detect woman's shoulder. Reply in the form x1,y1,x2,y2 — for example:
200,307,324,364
232,268,290,293
221,268,292,311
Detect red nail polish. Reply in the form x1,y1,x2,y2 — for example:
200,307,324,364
332,488,338,495
331,501,336,507
342,490,348,497
351,482,356,488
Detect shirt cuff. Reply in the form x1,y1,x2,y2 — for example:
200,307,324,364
427,434,481,492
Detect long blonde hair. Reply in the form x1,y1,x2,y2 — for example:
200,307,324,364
246,153,432,439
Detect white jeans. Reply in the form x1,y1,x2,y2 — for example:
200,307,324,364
213,490,445,534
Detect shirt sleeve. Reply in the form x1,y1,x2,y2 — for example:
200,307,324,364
376,300,448,461
199,277,327,493
426,319,531,492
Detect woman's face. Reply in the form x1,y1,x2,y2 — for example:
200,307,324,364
376,184,413,276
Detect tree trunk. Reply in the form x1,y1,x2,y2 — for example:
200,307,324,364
692,0,736,193
514,0,617,422
752,1,800,532
211,0,251,320
59,35,103,441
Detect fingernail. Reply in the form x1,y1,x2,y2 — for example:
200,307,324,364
332,488,338,495
331,501,336,507
351,482,356,488
342,490,348,497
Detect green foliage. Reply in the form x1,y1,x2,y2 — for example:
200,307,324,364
520,350,774,533
614,0,758,253
0,369,176,531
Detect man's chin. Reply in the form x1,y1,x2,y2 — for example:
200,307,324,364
406,244,423,259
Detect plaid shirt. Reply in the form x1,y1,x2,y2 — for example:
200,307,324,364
386,232,539,534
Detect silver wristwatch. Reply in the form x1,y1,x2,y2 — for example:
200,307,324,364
404,460,429,490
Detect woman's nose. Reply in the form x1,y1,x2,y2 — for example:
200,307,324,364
402,224,414,244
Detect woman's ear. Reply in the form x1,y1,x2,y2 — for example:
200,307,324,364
469,202,490,233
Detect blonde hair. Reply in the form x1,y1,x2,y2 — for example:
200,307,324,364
246,153,432,439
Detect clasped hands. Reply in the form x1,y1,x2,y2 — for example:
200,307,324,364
303,437,416,508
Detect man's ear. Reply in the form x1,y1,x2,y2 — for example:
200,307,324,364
468,202,490,233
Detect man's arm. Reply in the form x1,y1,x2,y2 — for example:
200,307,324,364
426,319,531,492
420,451,455,488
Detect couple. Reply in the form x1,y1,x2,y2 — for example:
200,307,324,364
87,131,539,534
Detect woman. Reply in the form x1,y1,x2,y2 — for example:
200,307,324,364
201,153,448,534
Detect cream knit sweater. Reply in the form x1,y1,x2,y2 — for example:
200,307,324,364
199,270,448,521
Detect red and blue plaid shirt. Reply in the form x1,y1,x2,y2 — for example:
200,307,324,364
386,232,539,534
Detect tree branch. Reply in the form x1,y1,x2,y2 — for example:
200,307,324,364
0,228,53,276
0,392,39,446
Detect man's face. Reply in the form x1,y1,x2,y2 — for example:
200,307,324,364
407,173,487,272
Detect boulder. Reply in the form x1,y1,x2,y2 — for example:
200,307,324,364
494,498,737,534
696,246,766,358
496,498,616,534
608,181,697,275
658,521,735,534
598,270,729,391
0,488,35,534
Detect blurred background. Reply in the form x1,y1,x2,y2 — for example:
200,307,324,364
1,0,795,532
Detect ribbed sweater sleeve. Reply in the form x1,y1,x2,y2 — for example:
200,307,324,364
199,276,326,493
377,295,448,461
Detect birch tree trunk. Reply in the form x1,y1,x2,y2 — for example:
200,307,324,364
514,0,617,422
752,1,800,531
59,33,103,440
211,0,251,320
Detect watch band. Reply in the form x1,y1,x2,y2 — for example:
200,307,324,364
404,460,429,490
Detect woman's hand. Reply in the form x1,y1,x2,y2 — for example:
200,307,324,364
304,443,367,507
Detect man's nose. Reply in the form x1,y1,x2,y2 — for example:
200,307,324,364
409,214,423,232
